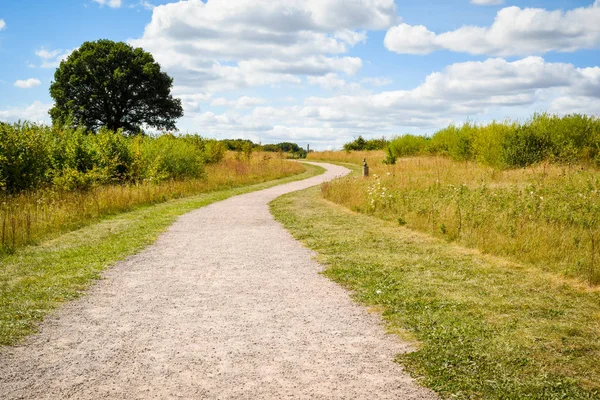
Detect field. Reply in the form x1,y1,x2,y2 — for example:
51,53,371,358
0,153,303,253
296,144,600,397
272,176,600,399
0,122,305,253
308,152,600,285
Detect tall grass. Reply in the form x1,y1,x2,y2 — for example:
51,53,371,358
0,125,303,253
318,155,600,285
307,150,386,165
384,114,600,168
0,122,229,193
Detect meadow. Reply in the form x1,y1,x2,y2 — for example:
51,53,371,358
0,122,304,253
308,114,600,285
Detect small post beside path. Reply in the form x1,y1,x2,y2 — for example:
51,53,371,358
362,158,369,177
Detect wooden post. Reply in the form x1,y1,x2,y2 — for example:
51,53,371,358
362,158,369,177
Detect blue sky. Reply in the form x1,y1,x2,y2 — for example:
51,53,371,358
1,0,599,149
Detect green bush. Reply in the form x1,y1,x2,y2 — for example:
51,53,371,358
0,122,226,193
471,121,512,168
0,122,52,192
381,114,600,169
502,124,552,167
344,136,389,151
388,134,430,158
431,123,476,161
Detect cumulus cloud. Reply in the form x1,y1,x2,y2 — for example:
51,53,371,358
35,47,75,68
307,73,365,92
135,1,154,10
14,78,41,89
0,101,52,123
176,92,213,113
361,77,393,87
385,2,600,56
93,0,122,8
0,19,6,31
211,96,266,108
130,0,397,95
177,56,600,149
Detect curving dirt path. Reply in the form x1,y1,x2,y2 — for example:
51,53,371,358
0,162,437,399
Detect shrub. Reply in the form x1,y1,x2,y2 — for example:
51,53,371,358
371,113,600,169
344,136,389,151
0,122,51,192
388,134,430,158
502,124,552,167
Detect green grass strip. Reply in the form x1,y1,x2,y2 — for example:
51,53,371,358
0,163,325,346
271,186,600,400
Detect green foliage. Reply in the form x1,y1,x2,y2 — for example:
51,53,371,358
138,134,205,181
383,146,396,165
220,139,260,151
263,142,307,158
431,123,475,161
49,39,183,133
343,136,388,151
202,140,226,164
502,124,552,167
384,114,600,169
0,123,221,193
387,134,431,158
0,122,51,192
470,121,512,168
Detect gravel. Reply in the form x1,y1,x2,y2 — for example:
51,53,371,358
0,162,437,399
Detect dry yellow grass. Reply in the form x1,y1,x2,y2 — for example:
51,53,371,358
307,150,386,165
313,152,600,284
0,152,303,252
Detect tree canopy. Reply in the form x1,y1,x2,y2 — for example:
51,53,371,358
49,39,183,134
343,136,388,151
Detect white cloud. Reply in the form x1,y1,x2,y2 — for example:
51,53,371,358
35,47,75,68
471,0,504,5
176,92,213,113
211,96,266,108
361,77,392,87
93,0,122,8
130,0,397,96
137,1,154,10
14,78,41,89
384,24,439,55
0,19,6,31
0,101,52,123
177,56,600,149
307,73,365,92
385,2,600,56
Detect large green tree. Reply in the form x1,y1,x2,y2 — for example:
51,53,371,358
50,40,183,133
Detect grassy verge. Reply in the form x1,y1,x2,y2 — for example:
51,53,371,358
271,186,600,399
0,163,324,346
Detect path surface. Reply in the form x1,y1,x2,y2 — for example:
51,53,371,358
0,162,437,399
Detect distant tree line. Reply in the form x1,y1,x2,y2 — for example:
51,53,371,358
384,113,600,168
342,114,600,168
0,122,310,193
343,136,389,151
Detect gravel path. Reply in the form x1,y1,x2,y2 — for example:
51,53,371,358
0,162,437,399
